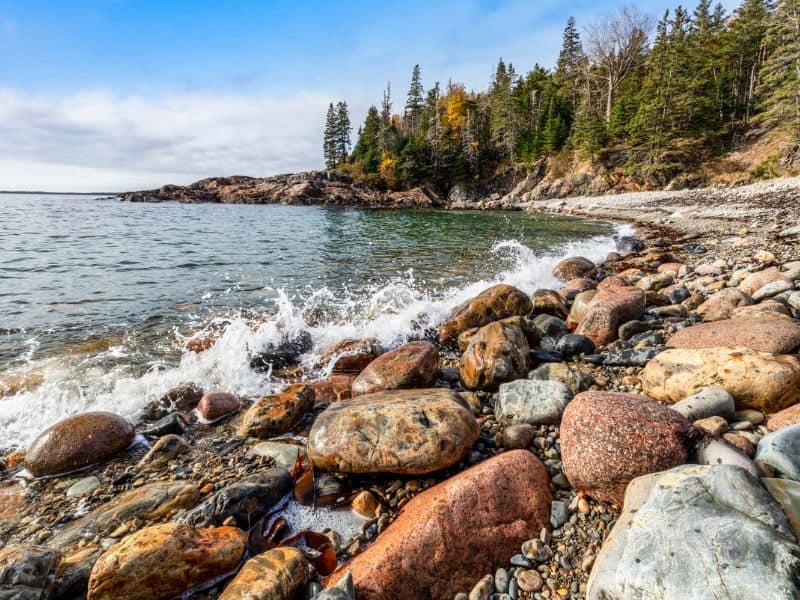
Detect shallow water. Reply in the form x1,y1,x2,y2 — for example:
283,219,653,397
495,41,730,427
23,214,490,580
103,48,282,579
0,194,627,449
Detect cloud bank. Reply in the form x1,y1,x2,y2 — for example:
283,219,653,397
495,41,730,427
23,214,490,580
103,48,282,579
0,88,333,192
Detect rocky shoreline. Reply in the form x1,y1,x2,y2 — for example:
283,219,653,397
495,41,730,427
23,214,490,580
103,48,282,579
2,196,800,599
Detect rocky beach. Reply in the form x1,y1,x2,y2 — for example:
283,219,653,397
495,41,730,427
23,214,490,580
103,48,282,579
2,181,800,600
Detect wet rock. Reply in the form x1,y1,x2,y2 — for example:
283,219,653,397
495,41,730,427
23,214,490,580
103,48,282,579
0,544,62,599
438,284,532,343
642,347,800,412
351,341,439,396
501,424,536,449
561,392,696,505
566,289,597,329
531,289,568,319
237,384,315,438
26,412,135,477
739,267,791,296
459,321,530,391
50,481,200,550
66,476,101,498
137,435,190,469
250,330,313,371
246,441,306,470
87,523,247,600
496,380,572,425
559,277,596,300
219,547,309,600
528,363,593,396
586,465,800,599
670,387,735,421
552,257,596,282
767,404,800,431
140,413,187,437
197,391,240,422
575,287,645,348
177,467,291,527
582,347,667,367
316,572,355,600
696,288,753,322
666,317,800,354
144,382,204,419
308,389,479,475
317,338,384,374
351,490,378,518
326,450,552,600
307,374,355,403
755,425,800,481
532,314,569,340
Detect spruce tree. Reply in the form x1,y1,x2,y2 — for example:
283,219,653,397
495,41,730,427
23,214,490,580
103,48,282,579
758,0,800,139
323,103,339,170
335,101,352,165
404,64,425,136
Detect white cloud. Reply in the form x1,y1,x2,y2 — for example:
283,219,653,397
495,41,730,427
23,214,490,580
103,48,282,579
0,88,335,192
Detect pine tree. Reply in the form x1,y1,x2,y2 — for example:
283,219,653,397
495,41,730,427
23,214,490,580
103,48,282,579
323,103,339,169
335,101,352,165
758,0,800,139
404,64,425,136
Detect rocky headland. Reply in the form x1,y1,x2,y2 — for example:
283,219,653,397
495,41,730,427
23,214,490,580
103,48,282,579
2,186,800,599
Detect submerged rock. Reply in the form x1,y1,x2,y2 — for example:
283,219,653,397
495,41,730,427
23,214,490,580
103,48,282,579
249,330,313,371
219,547,309,600
587,465,800,599
26,412,135,477
307,389,479,475
438,284,532,343
350,341,439,396
326,450,552,600
459,321,530,391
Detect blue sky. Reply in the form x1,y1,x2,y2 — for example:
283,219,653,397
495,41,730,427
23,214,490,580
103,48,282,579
0,0,739,191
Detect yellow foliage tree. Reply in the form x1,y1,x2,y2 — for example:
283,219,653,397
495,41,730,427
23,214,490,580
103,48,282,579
379,152,400,188
442,84,467,142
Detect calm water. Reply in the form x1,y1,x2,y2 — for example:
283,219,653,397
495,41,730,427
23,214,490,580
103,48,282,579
0,194,625,448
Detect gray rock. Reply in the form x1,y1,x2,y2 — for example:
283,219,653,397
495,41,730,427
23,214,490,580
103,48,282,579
532,314,569,340
0,545,62,599
315,572,355,600
555,334,595,359
550,500,570,529
494,567,509,593
66,476,101,498
469,574,493,600
582,347,668,366
671,386,735,421
528,363,593,396
753,279,794,301
788,291,800,312
756,424,800,481
496,380,572,425
587,465,800,599
763,478,800,535
694,437,761,478
246,441,306,470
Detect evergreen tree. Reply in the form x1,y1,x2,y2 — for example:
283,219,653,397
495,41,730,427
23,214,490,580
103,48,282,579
323,103,339,169
758,0,800,138
335,101,352,165
404,64,425,136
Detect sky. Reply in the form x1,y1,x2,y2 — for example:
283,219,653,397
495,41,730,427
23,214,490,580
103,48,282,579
0,0,740,192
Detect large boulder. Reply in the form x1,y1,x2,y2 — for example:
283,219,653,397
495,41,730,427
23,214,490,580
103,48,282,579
437,284,532,343
87,523,247,600
350,341,439,396
326,450,552,600
307,389,479,475
237,384,315,437
739,267,792,296
0,544,62,599
642,347,800,413
25,412,135,477
495,379,572,425
666,317,800,354
575,287,645,348
561,392,696,505
587,465,800,599
317,338,383,374
219,547,309,600
552,257,596,282
459,321,530,391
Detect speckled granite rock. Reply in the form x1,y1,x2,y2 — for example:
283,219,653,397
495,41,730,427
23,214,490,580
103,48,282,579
666,317,800,354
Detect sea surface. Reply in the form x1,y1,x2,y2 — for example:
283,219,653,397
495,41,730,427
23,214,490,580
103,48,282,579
0,194,628,449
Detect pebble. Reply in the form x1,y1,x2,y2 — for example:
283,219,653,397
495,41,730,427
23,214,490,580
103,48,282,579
495,568,509,593
66,476,101,498
550,501,570,529
516,569,544,593
468,574,493,600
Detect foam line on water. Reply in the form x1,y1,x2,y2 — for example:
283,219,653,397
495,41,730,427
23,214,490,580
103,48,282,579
0,224,633,449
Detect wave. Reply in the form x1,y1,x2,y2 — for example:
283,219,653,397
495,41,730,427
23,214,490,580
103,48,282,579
0,224,633,450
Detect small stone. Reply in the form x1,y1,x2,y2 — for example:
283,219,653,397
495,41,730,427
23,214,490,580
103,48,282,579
734,409,764,426
694,416,728,437
468,574,493,600
352,491,378,518
495,568,509,593
496,380,572,425
66,476,101,498
516,569,543,593
578,498,590,513
550,501,570,529
670,387,735,421
502,424,536,450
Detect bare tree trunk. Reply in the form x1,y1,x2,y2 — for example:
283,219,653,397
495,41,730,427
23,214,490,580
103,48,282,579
606,76,614,122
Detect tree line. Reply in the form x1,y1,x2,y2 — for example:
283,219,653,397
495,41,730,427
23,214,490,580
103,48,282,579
323,0,800,192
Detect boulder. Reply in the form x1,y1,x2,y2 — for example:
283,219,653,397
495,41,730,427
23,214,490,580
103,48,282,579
767,404,800,432
696,288,753,322
566,289,597,329
559,277,596,300
552,257,596,282
755,425,800,481
326,450,552,600
666,317,800,354
561,392,696,505
197,391,240,422
249,330,313,371
237,384,315,438
531,289,568,319
459,321,530,391
351,341,439,396
438,284,532,343
307,389,479,475
0,545,62,599
586,465,800,600
496,380,573,425
670,387,735,421
317,338,383,374
145,382,204,418
87,523,247,600
642,347,800,412
26,412,135,477
575,287,645,348
739,267,791,296
219,547,309,600
307,375,355,403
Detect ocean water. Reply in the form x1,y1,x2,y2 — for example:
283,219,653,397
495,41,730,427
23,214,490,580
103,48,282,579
0,194,629,449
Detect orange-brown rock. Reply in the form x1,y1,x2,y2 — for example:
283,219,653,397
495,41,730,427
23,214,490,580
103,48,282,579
739,267,792,296
731,302,791,320
552,257,597,282
559,277,596,300
767,404,800,431
531,289,568,319
351,341,439,396
666,317,800,354
308,389,479,475
437,284,532,343
26,412,135,477
561,392,695,505
326,450,552,600
87,523,246,600
219,547,309,600
597,276,628,290
237,384,315,438
307,374,355,402
575,287,645,348
197,392,240,421
317,338,383,374
696,288,753,322
459,321,530,391
657,262,684,276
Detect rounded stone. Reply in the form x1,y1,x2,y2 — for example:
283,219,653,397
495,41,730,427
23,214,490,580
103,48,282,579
552,257,596,282
351,341,439,396
197,392,240,422
438,284,532,343
459,321,530,391
237,384,315,438
218,547,309,600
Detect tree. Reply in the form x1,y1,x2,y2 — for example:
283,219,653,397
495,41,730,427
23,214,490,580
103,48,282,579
758,0,800,138
404,64,425,136
585,5,654,122
323,103,339,169
335,101,352,165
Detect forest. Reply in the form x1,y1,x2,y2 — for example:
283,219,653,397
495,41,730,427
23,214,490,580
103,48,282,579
322,0,800,194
